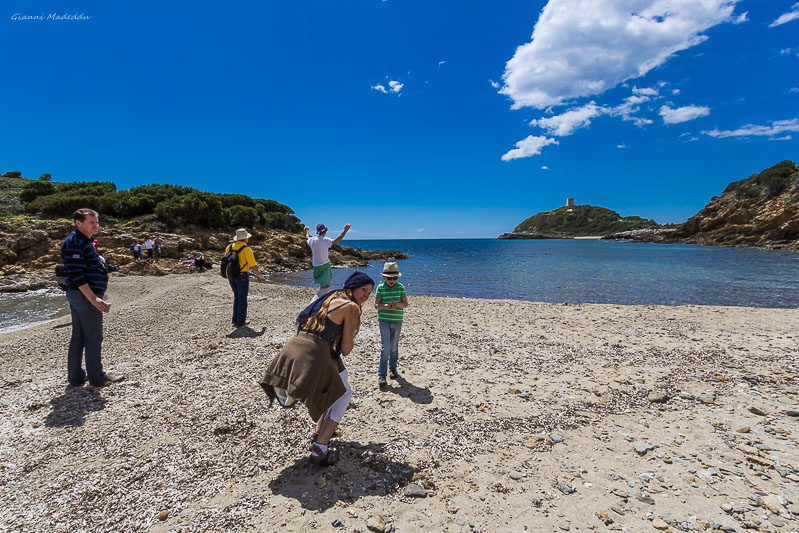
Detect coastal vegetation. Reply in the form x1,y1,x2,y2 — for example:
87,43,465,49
512,204,662,238
2,172,302,232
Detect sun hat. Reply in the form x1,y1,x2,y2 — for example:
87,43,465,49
234,228,252,241
381,262,401,278
316,223,328,234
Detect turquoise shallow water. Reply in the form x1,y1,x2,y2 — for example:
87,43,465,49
272,239,799,308
1,239,797,333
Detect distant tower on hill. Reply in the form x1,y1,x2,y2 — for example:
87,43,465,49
566,197,575,207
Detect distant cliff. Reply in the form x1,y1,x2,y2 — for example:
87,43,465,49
500,204,662,239
605,160,799,251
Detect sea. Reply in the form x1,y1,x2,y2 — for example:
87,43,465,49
1,239,798,334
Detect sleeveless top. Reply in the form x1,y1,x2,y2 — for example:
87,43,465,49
298,302,348,349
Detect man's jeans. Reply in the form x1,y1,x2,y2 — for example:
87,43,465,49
65,289,106,386
229,272,250,326
378,320,402,376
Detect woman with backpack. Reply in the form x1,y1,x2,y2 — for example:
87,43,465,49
259,271,375,465
224,228,263,328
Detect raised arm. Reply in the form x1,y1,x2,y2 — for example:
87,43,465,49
304,226,310,239
332,223,351,246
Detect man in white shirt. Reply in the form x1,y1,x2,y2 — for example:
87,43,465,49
143,237,154,262
305,222,350,300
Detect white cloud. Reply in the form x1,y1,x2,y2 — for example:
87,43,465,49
388,80,403,93
703,118,799,138
659,104,711,124
529,101,606,136
371,84,387,93
790,87,799,93
732,11,748,24
780,48,793,55
633,86,659,96
609,94,655,126
770,3,799,27
489,79,501,89
501,135,559,161
616,143,627,148
438,60,446,68
771,135,792,141
415,228,424,232
500,0,740,109
672,89,681,95
541,165,550,170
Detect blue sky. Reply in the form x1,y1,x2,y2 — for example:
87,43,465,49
2,0,797,239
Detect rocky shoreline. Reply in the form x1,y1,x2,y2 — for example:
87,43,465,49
0,216,407,293
1,275,798,532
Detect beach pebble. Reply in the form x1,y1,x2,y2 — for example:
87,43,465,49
404,484,427,498
558,524,570,531
332,518,343,527
636,493,655,505
748,406,768,416
679,392,695,400
652,518,669,530
557,482,576,495
367,515,386,532
510,471,524,480
769,515,786,527
550,433,564,444
786,410,799,417
156,510,168,521
634,441,655,456
648,391,669,403
735,426,750,433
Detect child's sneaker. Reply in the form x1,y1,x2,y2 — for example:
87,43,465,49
378,376,387,389
389,369,400,380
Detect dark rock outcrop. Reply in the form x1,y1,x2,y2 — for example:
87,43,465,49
0,217,407,292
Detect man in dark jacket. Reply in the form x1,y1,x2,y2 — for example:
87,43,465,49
59,208,125,387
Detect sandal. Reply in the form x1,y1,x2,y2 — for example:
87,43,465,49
309,443,339,466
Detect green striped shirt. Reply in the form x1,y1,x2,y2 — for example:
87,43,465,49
376,281,406,322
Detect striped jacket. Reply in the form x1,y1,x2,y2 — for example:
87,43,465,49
59,230,108,295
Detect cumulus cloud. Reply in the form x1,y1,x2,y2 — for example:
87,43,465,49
530,102,607,136
500,0,740,109
371,84,387,93
770,3,799,27
733,11,748,24
489,79,501,89
611,94,655,126
388,80,403,93
501,135,559,161
659,104,711,124
703,118,799,138
632,86,659,96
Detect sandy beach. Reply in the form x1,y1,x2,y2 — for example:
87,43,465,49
1,274,798,532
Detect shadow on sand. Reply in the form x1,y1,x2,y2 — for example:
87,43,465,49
383,375,433,404
45,385,107,428
226,326,266,339
268,441,414,511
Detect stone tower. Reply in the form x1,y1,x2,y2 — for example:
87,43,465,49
566,197,575,207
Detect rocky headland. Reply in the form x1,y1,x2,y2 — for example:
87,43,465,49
0,216,407,293
499,204,663,240
604,161,799,252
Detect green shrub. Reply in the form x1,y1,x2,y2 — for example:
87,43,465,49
20,180,57,202
224,205,259,227
262,212,303,232
221,193,255,208
155,191,225,227
2,171,22,178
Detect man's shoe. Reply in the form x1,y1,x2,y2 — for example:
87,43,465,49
389,369,400,380
378,376,387,389
97,374,125,387
236,320,251,327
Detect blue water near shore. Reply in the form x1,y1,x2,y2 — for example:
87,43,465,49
2,239,797,334
272,239,799,308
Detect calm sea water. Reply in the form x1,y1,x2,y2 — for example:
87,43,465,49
1,239,797,333
273,239,799,308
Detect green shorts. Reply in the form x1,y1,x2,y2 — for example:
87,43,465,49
312,262,332,286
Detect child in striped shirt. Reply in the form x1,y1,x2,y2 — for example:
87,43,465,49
374,262,409,389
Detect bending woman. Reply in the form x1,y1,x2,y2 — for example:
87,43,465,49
260,271,374,465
